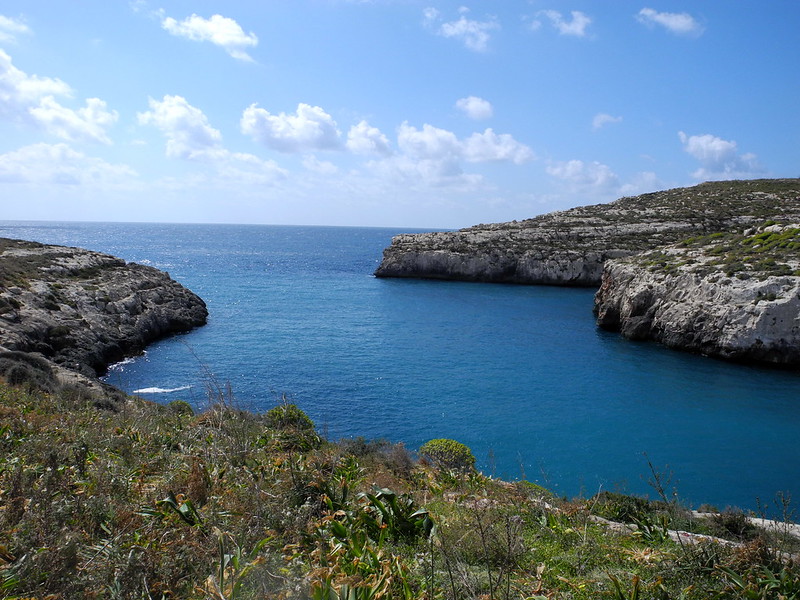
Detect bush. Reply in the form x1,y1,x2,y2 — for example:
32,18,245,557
266,402,315,430
419,438,476,472
265,402,319,451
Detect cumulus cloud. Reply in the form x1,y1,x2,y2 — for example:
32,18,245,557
592,113,622,130
0,143,136,185
636,8,704,36
138,95,286,182
0,15,31,44
678,131,764,180
533,10,592,37
397,122,461,160
398,122,533,164
346,120,392,156
546,159,619,192
462,129,534,164
138,95,223,160
241,103,342,153
29,97,118,145
162,13,258,61
424,7,499,52
0,49,118,143
456,96,493,120
362,120,533,190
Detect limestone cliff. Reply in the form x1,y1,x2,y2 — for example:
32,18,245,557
594,223,800,365
0,238,207,404
375,179,800,286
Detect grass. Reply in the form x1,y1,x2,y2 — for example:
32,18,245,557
1,377,798,599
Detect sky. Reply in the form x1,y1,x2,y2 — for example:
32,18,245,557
0,1,798,228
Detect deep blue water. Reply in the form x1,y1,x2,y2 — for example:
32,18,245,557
2,220,799,513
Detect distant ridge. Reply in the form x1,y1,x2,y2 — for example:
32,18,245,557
375,179,800,286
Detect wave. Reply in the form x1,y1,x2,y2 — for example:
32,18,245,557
133,385,192,394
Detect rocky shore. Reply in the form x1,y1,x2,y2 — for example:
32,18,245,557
376,179,800,365
375,179,800,286
594,222,800,366
0,238,207,406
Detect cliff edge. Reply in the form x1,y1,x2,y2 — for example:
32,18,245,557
594,222,800,366
375,179,800,286
0,238,208,405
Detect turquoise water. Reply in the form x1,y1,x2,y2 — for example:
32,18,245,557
2,220,799,512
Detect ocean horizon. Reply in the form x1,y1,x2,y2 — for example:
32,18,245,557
2,219,799,515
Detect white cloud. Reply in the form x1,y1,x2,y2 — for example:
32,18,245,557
29,97,118,144
535,10,592,37
422,7,440,26
162,13,258,61
397,122,532,165
592,113,622,130
138,95,286,182
462,129,534,164
346,120,392,156
0,49,117,143
366,153,482,191
456,96,493,120
303,154,339,175
678,131,764,180
397,122,461,160
241,103,342,153
138,95,223,160
369,121,532,189
0,15,31,44
546,159,619,191
425,7,499,52
636,8,704,36
0,143,136,185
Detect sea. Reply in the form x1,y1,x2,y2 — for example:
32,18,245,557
2,220,799,514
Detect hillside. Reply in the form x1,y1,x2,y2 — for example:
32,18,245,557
0,378,798,599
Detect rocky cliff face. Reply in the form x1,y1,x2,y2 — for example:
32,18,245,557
0,238,207,403
594,223,800,365
375,179,800,286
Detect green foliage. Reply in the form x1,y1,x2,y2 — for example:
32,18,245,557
266,401,315,430
0,376,798,600
419,438,476,472
265,400,321,451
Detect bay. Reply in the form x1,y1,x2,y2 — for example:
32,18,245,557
2,220,798,513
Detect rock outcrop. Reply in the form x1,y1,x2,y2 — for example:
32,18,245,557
375,179,800,286
0,238,208,405
594,223,800,365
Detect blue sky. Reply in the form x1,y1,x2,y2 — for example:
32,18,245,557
0,1,798,228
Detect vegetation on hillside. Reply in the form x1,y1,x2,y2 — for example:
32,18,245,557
1,376,798,599
635,221,800,280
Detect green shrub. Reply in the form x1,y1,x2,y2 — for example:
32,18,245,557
419,438,476,472
266,402,315,430
264,402,320,451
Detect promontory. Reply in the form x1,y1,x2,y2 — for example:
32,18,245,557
0,238,207,405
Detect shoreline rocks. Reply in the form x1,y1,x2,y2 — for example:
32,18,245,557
0,238,208,406
594,223,800,366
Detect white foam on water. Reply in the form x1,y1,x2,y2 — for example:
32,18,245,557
133,385,191,394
